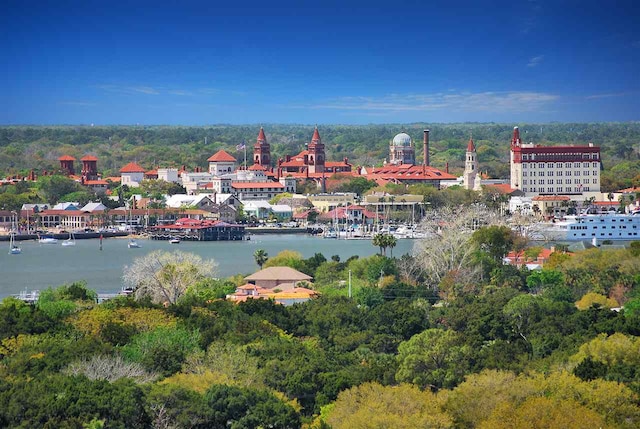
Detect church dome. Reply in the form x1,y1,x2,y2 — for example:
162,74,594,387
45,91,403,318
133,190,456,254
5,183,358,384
392,132,412,147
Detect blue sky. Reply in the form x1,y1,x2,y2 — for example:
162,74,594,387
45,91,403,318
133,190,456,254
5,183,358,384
2,0,638,125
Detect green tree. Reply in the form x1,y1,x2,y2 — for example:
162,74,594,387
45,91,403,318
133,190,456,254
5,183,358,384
472,225,515,262
203,384,301,428
36,174,82,204
396,328,472,390
325,382,453,428
253,249,269,269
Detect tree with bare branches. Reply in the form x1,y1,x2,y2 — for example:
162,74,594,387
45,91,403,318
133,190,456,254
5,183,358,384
412,205,506,297
123,250,217,305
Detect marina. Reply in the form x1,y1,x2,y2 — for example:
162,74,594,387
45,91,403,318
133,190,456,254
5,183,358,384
0,234,416,299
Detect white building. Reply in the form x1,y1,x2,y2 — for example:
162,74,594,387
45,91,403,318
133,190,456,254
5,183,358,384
158,168,179,183
120,162,146,188
207,150,237,176
510,126,601,197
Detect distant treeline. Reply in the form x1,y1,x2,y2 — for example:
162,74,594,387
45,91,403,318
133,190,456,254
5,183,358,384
1,122,639,191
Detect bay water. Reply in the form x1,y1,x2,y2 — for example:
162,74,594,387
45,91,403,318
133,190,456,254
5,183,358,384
0,235,416,298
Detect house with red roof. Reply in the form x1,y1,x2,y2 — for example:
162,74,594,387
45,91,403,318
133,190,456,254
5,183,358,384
120,162,146,187
207,150,237,176
503,247,559,270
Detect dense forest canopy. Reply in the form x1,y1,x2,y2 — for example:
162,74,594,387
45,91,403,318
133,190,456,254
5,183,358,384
1,122,639,191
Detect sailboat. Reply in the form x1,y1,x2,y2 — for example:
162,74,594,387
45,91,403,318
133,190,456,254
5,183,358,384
9,233,21,254
9,215,21,254
128,238,141,248
61,231,76,246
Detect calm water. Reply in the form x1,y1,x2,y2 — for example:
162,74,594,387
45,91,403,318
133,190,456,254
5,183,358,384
0,235,415,298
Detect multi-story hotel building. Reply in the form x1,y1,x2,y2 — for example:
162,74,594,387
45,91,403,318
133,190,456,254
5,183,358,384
510,126,601,197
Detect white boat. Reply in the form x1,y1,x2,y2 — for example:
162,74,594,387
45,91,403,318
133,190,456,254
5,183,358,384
9,233,21,255
38,236,58,244
61,231,76,247
128,239,141,248
8,215,21,254
531,213,640,241
169,238,181,244
323,229,337,239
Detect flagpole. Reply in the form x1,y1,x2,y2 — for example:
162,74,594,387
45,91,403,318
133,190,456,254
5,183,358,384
244,143,247,170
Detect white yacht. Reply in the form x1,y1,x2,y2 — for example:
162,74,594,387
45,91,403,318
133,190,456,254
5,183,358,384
533,213,640,241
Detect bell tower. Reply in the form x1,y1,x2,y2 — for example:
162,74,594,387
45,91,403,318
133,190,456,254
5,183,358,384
307,126,325,174
253,127,271,168
463,137,480,190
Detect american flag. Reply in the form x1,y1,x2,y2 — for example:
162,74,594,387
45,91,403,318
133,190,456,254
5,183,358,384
236,140,246,151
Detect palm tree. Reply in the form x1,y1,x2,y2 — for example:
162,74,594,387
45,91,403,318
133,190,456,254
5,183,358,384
253,249,268,269
373,233,386,256
386,234,398,258
373,233,396,257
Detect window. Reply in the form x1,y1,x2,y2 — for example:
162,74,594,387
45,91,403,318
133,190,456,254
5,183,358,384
565,162,571,168
566,171,571,176
583,162,589,167
558,171,563,176
548,171,554,176
523,171,528,176
523,180,528,185
584,171,589,176
574,162,580,167
575,171,580,176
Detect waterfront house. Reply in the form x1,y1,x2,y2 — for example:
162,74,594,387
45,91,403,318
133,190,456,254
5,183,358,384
244,266,312,290
150,218,245,241
227,266,317,305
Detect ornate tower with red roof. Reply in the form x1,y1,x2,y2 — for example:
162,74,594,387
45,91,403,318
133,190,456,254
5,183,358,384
81,155,99,181
58,155,76,176
307,126,325,174
253,127,271,169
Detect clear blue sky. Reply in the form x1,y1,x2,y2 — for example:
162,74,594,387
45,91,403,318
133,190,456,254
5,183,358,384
2,0,638,125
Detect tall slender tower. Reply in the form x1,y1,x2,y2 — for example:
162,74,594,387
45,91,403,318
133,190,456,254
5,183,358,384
253,127,271,168
307,126,325,174
463,137,480,190
423,129,430,166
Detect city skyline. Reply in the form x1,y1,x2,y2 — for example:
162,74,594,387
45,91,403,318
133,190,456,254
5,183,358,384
2,0,639,125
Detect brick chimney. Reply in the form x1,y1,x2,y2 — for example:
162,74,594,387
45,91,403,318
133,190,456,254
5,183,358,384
423,129,430,166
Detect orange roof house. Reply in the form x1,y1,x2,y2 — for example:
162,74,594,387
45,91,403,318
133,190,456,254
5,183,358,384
207,150,237,163
120,162,146,173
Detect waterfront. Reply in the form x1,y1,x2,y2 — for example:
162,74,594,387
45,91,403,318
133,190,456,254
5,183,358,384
0,235,416,298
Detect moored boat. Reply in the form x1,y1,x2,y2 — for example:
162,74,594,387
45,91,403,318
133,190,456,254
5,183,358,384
530,213,640,241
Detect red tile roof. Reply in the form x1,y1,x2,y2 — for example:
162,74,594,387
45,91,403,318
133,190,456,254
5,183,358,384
365,164,456,181
467,138,475,152
485,183,518,194
207,150,236,162
81,155,98,161
84,180,109,185
58,155,76,161
120,162,146,173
